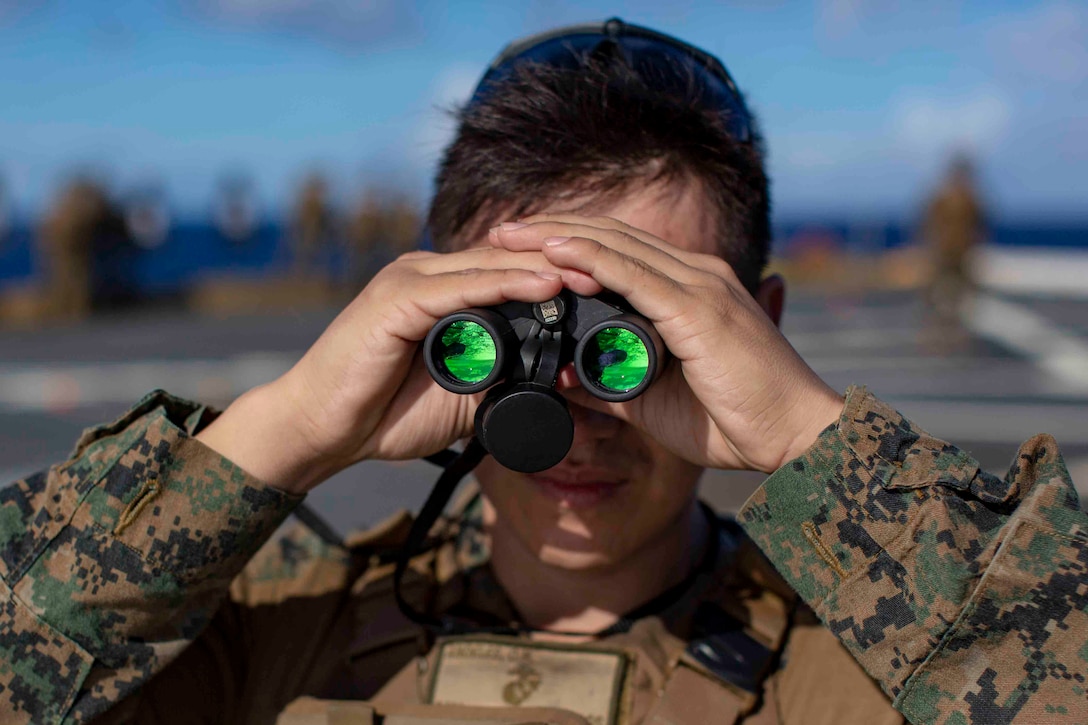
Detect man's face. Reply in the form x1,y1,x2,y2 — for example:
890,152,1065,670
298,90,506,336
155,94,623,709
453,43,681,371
466,177,732,572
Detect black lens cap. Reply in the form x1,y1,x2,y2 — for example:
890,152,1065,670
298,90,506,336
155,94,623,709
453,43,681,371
476,383,573,473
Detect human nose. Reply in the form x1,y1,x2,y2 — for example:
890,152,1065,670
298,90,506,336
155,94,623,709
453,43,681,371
568,401,623,442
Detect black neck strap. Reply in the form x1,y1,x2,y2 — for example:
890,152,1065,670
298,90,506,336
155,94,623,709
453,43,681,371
394,449,724,639
394,439,488,634
298,445,723,640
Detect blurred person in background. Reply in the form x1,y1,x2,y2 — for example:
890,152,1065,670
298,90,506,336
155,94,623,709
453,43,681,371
346,187,385,288
291,172,336,275
0,176,9,246
346,188,420,289
39,175,129,319
123,183,172,252
383,193,422,259
922,153,987,322
1,18,1085,725
213,172,260,244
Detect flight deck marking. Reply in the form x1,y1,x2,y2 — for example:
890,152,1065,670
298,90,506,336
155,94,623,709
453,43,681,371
965,293,1088,393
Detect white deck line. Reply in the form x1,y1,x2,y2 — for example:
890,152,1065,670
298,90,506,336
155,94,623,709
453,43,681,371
0,353,296,412
976,247,1088,298
964,293,1088,393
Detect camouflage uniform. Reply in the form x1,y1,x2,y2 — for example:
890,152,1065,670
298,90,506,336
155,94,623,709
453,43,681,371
0,386,1084,724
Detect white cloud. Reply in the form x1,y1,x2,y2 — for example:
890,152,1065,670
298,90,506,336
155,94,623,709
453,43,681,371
987,2,1088,88
767,84,1019,215
773,131,864,171
0,0,42,24
816,0,875,41
892,88,1011,161
814,0,956,47
183,0,424,49
407,63,480,171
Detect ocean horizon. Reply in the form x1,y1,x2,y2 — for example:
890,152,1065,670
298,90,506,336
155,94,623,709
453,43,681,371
2,217,1086,294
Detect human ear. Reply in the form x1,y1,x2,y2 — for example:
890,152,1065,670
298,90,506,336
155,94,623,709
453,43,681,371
754,273,786,328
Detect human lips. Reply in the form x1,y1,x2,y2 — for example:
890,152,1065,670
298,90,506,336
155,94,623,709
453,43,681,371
527,468,628,509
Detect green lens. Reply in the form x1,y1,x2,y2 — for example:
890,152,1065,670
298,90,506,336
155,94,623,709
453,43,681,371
439,320,497,384
584,327,649,392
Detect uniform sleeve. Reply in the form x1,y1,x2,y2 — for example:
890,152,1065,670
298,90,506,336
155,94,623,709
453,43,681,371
739,385,1088,725
0,391,301,724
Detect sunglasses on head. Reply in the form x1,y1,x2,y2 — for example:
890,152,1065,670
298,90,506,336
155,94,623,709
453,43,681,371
468,17,753,144
418,18,751,252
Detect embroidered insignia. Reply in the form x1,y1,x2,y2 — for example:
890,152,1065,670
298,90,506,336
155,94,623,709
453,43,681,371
502,661,542,705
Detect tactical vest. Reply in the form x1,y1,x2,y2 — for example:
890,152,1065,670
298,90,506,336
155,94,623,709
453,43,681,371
274,509,799,725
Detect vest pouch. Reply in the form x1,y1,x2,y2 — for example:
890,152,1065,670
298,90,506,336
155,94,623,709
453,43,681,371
642,660,750,725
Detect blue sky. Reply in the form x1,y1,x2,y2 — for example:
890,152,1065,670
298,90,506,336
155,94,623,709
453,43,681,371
0,0,1084,221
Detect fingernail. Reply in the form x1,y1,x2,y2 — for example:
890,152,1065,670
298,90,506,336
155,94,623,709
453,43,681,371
536,271,560,280
544,236,570,246
488,225,500,237
501,221,528,231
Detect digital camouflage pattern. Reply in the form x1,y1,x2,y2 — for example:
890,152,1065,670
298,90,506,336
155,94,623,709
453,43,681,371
0,386,1083,724
0,391,301,724
740,385,1088,724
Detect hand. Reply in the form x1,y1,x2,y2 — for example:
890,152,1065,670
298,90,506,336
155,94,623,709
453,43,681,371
198,247,600,493
490,215,844,474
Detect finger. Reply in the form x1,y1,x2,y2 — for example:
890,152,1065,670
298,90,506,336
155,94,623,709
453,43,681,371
397,267,564,340
516,213,648,238
496,216,745,290
409,246,602,296
503,213,689,262
407,246,551,273
491,220,697,282
538,236,691,324
552,271,603,297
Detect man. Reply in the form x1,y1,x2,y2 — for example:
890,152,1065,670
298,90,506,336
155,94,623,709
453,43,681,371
923,154,986,320
39,177,130,319
291,173,335,276
1,19,1084,725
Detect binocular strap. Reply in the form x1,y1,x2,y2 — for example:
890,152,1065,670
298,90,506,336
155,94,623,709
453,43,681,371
394,439,489,633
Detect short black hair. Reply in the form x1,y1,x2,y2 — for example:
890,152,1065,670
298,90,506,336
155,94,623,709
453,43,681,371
427,52,771,293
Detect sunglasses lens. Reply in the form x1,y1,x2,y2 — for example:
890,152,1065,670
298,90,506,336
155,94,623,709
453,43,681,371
438,320,497,384
583,327,649,392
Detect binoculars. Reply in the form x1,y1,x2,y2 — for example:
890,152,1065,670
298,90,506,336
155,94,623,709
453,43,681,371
424,291,665,472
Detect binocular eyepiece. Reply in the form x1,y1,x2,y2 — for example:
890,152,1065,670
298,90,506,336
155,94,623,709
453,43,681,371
424,291,665,473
